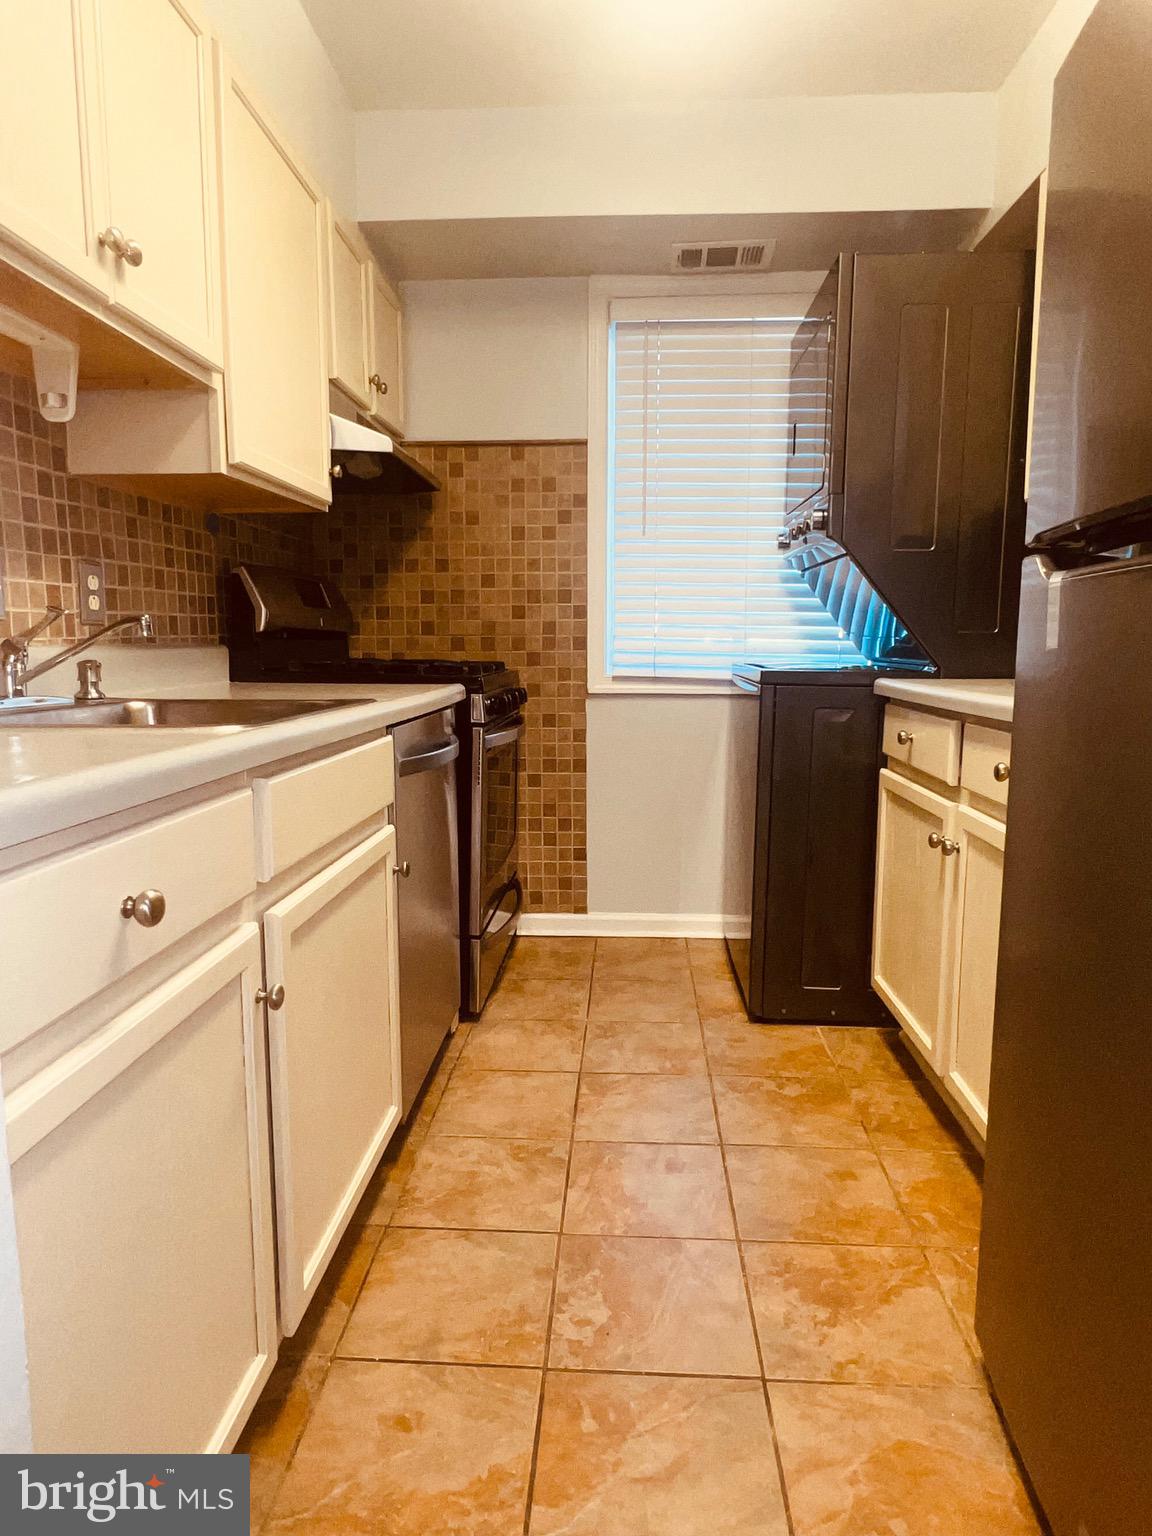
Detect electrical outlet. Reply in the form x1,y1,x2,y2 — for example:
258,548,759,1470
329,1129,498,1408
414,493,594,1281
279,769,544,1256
78,560,107,626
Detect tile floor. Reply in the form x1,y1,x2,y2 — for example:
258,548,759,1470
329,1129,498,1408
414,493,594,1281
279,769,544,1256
238,937,1044,1535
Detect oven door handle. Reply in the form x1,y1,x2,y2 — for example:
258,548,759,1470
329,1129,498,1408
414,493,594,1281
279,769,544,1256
397,738,460,777
482,720,524,750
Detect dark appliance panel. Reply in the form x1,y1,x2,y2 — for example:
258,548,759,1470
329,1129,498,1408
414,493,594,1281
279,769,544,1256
726,671,888,1024
841,252,1033,677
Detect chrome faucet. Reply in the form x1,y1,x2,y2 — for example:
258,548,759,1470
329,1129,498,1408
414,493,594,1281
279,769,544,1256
0,607,155,699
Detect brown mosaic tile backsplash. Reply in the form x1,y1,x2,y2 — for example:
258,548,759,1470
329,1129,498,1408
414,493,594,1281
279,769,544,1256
323,442,589,914
0,370,317,647
0,371,588,912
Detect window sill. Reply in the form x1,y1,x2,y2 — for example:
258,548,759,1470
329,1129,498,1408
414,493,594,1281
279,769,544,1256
587,679,745,698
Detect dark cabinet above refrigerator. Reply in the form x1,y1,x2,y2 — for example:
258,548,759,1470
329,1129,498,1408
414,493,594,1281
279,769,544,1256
783,251,1034,678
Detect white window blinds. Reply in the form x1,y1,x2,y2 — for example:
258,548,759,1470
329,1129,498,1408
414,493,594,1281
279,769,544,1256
607,310,853,680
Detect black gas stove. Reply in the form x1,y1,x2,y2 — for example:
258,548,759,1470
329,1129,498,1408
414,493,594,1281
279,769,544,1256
224,563,526,1014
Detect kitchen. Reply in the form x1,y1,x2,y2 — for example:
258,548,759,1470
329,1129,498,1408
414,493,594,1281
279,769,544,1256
0,0,1147,1533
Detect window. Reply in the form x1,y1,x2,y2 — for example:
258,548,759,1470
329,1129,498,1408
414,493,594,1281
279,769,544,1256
591,286,853,688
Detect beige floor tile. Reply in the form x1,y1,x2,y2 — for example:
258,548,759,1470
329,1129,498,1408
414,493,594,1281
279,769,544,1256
280,1224,382,1359
339,1228,557,1366
575,1073,718,1143
821,1025,923,1084
770,1381,1043,1535
394,1137,569,1231
505,936,596,981
550,1235,759,1376
484,974,590,1023
594,937,690,978
704,1020,836,1077
235,1354,329,1533
745,1242,980,1387
882,1150,984,1248
692,971,751,1023
849,1076,966,1153
582,1015,708,1074
529,1372,789,1536
588,971,699,1023
926,1246,982,1358
264,1360,539,1536
430,1069,577,1138
686,938,735,978
727,1146,915,1245
352,1132,423,1226
564,1142,735,1239
462,1014,586,1072
713,1074,869,1149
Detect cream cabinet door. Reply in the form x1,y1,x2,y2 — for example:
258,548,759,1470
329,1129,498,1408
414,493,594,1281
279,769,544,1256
0,0,108,296
326,207,371,408
872,768,958,1072
945,803,1006,1136
7,925,276,1453
93,0,221,366
262,828,401,1335
217,62,330,502
367,265,403,432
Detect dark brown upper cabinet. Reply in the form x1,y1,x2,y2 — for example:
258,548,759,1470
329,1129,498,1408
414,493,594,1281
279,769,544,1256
794,252,1034,678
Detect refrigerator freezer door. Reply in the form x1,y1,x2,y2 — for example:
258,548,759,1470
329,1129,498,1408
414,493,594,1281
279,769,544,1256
976,553,1152,1536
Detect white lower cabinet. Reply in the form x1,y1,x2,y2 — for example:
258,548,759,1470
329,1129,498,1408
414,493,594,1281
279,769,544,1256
873,711,1010,1142
262,827,401,1335
7,925,276,1453
872,768,956,1074
946,804,1006,1135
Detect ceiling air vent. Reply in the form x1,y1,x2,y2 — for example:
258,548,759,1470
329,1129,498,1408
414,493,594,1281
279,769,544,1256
672,239,776,274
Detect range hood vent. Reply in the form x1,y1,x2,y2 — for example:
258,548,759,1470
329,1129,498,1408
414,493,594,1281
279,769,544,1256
329,415,440,495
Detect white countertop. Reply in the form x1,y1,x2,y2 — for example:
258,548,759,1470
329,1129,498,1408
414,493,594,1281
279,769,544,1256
0,673,463,855
874,676,1014,723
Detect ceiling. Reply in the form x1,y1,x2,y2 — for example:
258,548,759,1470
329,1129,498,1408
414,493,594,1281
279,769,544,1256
362,209,991,283
300,0,1059,111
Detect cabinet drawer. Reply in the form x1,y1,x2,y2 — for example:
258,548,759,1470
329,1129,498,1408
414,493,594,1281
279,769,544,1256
960,723,1012,808
883,705,961,786
0,790,255,1053
253,736,394,880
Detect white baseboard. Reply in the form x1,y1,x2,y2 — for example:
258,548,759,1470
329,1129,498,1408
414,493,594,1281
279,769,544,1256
519,912,726,938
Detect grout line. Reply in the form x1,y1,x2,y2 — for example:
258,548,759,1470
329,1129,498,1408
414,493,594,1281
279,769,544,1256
518,954,591,1534
702,1005,799,1536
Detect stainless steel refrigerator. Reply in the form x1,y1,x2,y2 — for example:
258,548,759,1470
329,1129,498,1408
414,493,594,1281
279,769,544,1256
976,3,1152,1533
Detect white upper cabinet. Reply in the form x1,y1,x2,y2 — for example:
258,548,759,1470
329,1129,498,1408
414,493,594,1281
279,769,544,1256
216,60,331,505
93,0,221,366
368,265,403,433
0,0,107,296
326,207,372,410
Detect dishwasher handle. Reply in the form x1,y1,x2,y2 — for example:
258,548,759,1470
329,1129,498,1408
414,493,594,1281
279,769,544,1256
397,737,460,777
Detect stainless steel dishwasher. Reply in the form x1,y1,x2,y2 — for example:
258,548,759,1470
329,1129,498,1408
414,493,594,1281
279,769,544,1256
391,709,461,1114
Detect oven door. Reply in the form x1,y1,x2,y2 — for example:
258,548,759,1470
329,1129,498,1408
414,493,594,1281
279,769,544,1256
471,715,523,931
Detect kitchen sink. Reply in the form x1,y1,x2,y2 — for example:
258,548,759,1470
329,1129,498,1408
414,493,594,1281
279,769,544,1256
1,697,360,729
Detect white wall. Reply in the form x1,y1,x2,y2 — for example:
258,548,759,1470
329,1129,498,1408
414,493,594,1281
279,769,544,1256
199,0,357,218
585,695,757,925
401,279,589,441
358,93,997,223
978,0,1098,236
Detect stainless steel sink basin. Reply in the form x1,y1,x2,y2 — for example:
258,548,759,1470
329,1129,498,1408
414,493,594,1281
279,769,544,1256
2,697,360,729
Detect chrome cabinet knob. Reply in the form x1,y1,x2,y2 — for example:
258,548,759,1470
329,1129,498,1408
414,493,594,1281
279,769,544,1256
369,373,389,395
256,984,286,1010
896,729,913,746
927,831,943,849
120,888,166,926
941,838,959,857
993,761,1010,783
98,226,143,265
395,860,411,878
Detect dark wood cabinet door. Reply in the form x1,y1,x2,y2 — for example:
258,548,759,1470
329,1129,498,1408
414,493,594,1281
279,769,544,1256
842,252,1033,677
750,683,886,1023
